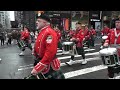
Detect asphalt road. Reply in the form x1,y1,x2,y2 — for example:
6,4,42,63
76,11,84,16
0,38,120,79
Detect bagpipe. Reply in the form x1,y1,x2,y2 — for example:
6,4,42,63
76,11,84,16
24,73,47,79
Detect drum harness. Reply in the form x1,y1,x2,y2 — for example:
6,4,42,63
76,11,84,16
110,28,120,67
72,42,78,55
110,28,120,48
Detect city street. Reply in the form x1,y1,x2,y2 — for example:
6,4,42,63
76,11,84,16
0,38,120,79
0,11,120,79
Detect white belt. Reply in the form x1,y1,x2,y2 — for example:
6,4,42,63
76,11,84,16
110,44,120,48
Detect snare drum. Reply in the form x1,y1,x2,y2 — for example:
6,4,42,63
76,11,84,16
62,42,74,54
17,40,26,49
99,48,120,67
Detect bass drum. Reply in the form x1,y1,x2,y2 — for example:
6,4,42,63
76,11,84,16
99,47,120,67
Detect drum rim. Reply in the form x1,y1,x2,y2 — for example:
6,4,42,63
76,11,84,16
62,42,74,45
99,48,117,55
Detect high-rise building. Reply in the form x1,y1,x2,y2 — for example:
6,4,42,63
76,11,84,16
15,11,36,31
0,11,6,28
14,11,23,28
5,11,11,29
22,11,36,31
0,11,11,29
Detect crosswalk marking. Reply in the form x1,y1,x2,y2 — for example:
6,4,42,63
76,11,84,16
57,50,62,53
58,52,100,60
114,75,120,79
64,65,107,79
95,43,101,46
18,48,99,70
57,48,96,55
17,46,113,79
19,64,33,68
61,57,100,66
18,66,33,71
57,46,89,53
18,57,101,71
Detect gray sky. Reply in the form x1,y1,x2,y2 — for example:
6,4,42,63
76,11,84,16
9,11,15,21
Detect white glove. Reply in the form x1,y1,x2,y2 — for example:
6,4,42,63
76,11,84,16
31,68,38,75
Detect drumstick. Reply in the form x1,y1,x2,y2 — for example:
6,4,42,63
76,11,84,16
39,72,47,79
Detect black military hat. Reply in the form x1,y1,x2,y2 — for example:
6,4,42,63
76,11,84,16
76,21,81,25
115,18,120,22
103,24,107,26
36,13,51,22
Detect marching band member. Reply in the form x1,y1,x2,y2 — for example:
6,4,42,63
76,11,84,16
19,26,32,56
84,25,90,48
90,26,96,47
103,18,120,78
54,26,62,50
31,14,65,79
65,22,87,65
101,24,110,36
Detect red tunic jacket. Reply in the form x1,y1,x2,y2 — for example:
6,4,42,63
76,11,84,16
71,29,85,47
33,25,61,74
101,27,110,36
20,30,30,41
104,28,120,56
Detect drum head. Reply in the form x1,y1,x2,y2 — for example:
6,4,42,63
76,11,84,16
102,36,108,40
62,42,73,45
99,48,117,55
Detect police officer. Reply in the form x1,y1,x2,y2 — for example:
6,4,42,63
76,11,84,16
65,22,87,65
31,14,65,79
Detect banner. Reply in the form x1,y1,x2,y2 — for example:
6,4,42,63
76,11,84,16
63,18,69,31
65,18,69,30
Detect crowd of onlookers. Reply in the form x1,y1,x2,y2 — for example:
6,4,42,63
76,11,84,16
0,30,39,46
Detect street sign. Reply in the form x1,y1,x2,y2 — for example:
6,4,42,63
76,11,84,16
89,11,100,20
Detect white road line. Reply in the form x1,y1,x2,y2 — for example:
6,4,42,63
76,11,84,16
64,65,107,79
18,51,100,70
84,48,95,52
57,48,96,55
19,64,33,68
57,47,89,53
114,75,120,79
84,47,88,49
57,50,62,53
58,51,100,60
95,43,101,46
61,57,101,66
18,66,33,71
18,56,101,71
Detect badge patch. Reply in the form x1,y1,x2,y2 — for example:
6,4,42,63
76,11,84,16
81,32,84,35
46,35,53,43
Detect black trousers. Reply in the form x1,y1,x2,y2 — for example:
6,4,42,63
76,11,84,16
1,39,4,46
91,36,95,47
71,47,85,60
18,40,32,51
7,38,11,45
107,66,120,78
86,39,90,48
